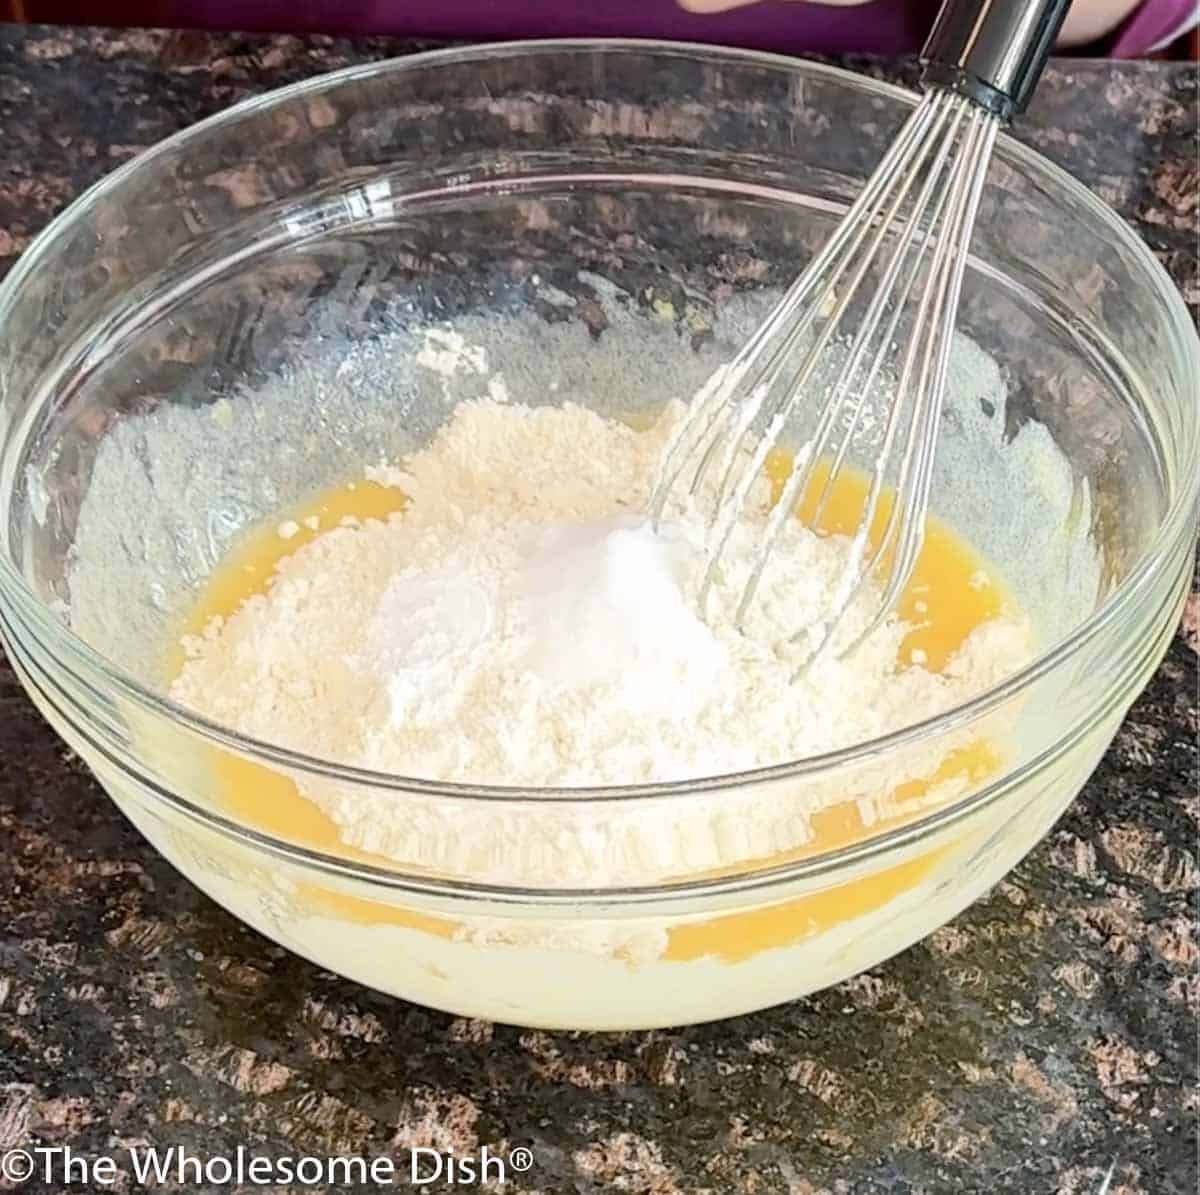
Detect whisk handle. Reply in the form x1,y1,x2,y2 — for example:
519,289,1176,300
920,0,1072,121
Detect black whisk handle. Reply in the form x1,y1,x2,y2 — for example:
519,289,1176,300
920,0,1073,121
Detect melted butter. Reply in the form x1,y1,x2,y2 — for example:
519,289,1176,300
662,742,998,963
211,752,458,940
174,455,1013,963
764,448,1004,670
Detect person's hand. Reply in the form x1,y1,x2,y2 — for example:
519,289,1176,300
676,0,1141,47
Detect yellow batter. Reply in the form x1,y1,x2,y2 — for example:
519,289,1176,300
172,454,1013,964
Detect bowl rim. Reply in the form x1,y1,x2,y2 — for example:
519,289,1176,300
1,37,1197,818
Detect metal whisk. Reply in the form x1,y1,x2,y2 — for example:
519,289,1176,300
651,0,1071,654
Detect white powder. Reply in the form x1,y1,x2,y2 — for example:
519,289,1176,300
170,399,1031,884
513,517,726,716
414,327,488,378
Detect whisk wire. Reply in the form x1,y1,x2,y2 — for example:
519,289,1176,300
805,112,968,531
693,122,933,527
648,93,945,528
652,89,1010,664
858,108,998,645
693,96,973,615
834,113,982,655
734,95,974,628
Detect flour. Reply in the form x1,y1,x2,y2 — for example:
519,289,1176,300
414,328,488,379
172,399,1031,802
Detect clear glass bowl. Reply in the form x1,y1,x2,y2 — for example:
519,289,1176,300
0,42,1196,1030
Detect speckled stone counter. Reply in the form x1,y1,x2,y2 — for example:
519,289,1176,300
0,26,1196,1195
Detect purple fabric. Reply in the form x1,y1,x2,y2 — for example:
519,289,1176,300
1110,0,1198,53
176,1,1185,57
180,0,940,56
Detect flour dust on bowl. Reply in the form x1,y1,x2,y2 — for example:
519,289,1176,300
0,43,1196,1031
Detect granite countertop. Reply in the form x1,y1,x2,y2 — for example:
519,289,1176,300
0,25,1196,1195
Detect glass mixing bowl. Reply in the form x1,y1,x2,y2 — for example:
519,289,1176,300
0,43,1196,1030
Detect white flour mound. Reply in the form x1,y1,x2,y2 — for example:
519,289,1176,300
171,399,1030,791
